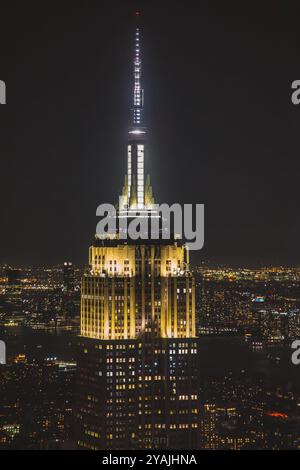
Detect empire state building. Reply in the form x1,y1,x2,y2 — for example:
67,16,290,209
76,14,200,450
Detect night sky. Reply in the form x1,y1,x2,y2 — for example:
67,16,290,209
1,1,300,266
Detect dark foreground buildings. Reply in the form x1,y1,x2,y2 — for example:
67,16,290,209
76,16,200,450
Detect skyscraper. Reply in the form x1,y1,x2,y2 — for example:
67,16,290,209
76,13,200,450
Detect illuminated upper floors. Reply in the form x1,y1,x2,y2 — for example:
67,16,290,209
81,274,195,340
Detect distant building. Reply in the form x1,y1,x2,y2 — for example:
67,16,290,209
62,262,77,319
63,262,75,294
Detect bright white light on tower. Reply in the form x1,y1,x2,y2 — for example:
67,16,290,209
129,129,146,135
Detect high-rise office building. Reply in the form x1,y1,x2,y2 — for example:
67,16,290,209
62,262,77,319
76,13,200,450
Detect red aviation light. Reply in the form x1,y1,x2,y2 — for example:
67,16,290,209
266,411,288,419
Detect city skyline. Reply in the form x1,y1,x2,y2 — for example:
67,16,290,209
1,2,300,266
1,2,300,454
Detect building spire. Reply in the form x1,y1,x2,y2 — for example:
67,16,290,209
132,11,143,126
118,10,155,214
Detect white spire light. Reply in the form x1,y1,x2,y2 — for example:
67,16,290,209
133,23,143,125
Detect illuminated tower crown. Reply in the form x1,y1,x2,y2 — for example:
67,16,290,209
119,12,155,213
